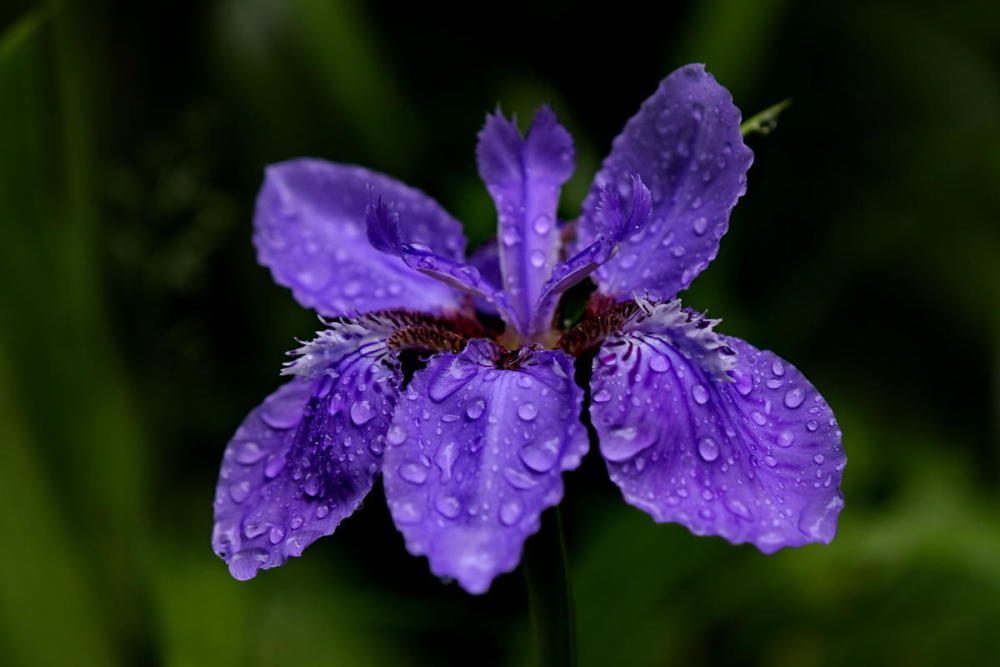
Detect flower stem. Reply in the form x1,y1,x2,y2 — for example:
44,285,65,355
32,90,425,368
524,507,576,667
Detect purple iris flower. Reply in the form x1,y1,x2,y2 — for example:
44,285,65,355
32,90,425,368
212,64,845,594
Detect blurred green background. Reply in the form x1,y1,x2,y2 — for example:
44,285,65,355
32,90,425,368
1,1,998,665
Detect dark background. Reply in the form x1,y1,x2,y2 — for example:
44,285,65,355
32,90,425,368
1,1,998,665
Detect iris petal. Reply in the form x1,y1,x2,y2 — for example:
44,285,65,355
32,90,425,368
577,64,753,301
254,158,467,316
212,322,401,579
590,306,845,552
382,340,587,593
476,107,575,338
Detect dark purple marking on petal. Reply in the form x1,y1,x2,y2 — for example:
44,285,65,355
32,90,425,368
254,158,467,317
476,107,575,338
590,320,844,552
212,331,401,579
577,64,754,301
383,339,587,593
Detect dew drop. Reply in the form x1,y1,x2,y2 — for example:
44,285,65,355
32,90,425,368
776,430,795,448
429,358,478,402
350,400,376,426
235,441,266,465
229,480,251,503
269,526,285,544
649,355,670,373
519,437,561,472
620,253,638,269
533,214,552,234
734,372,753,396
529,249,546,268
692,216,708,235
751,411,768,426
386,424,407,446
698,436,720,462
315,504,330,519
503,467,538,490
499,500,523,526
466,398,486,420
726,499,753,520
399,462,427,485
517,403,538,421
813,454,826,465
592,389,612,403
764,455,778,467
783,387,805,409
806,420,819,432
264,454,285,479
435,494,461,519
691,384,709,405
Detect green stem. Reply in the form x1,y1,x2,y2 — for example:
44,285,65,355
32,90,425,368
524,507,576,667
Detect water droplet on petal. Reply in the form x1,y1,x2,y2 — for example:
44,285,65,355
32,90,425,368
385,424,406,447
260,395,301,430
429,358,478,402
692,385,709,405
517,403,538,421
692,216,708,235
499,500,523,526
726,499,753,520
783,387,805,409
435,494,461,519
466,398,486,420
399,463,427,485
391,501,423,524
350,400,376,426
533,214,552,234
235,441,266,465
649,355,670,373
315,504,330,519
529,249,546,268
229,480,251,503
734,372,753,396
776,430,795,448
698,437,720,462
806,420,819,432
519,437,561,472
264,454,286,479
592,389,612,403
269,526,285,544
503,466,538,489
771,360,785,376
751,411,768,426
601,425,653,462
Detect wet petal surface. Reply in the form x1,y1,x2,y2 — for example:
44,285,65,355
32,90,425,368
590,312,845,552
577,64,753,301
477,107,574,337
383,340,587,593
212,329,400,579
254,158,466,316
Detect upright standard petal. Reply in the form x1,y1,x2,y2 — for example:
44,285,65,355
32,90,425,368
476,107,575,339
589,300,845,552
212,320,401,580
254,158,467,317
577,64,753,301
383,340,587,593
